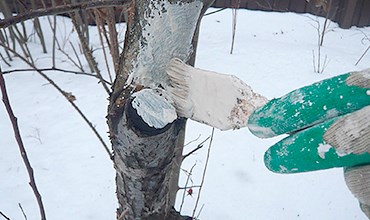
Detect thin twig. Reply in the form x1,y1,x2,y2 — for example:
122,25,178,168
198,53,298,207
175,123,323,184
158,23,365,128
0,210,10,220
69,10,93,72
44,22,84,71
18,203,28,220
30,0,47,54
230,0,240,54
321,55,329,74
204,8,227,16
2,67,111,85
179,163,197,213
94,11,112,82
0,68,46,220
105,7,120,76
70,12,111,94
184,134,201,147
117,208,128,220
192,128,215,218
230,8,237,54
355,44,370,66
318,44,321,73
50,0,57,67
312,49,317,73
0,42,113,160
0,29,13,61
9,24,34,65
68,41,85,71
183,136,210,159
178,185,201,190
319,0,333,46
0,52,11,67
0,0,129,29
51,16,57,67
196,204,205,220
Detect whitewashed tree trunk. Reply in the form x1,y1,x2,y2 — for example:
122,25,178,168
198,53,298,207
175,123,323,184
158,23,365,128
107,0,214,219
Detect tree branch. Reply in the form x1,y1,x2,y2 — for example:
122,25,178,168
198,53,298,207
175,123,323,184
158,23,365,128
0,68,46,220
179,163,197,212
0,42,113,160
192,128,215,218
2,67,112,85
18,203,28,220
0,0,129,29
183,136,210,159
0,210,10,220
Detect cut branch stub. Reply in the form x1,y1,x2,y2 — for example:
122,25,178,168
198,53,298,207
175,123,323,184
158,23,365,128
127,88,177,136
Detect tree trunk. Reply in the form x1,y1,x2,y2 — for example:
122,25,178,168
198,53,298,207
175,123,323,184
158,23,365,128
107,0,214,219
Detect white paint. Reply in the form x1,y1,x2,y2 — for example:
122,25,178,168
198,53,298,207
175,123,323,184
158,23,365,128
323,105,327,110
127,1,203,88
317,143,350,159
166,58,268,130
325,108,340,119
247,124,277,138
289,90,304,104
336,150,350,157
131,89,177,129
279,165,288,173
317,143,332,159
276,145,289,157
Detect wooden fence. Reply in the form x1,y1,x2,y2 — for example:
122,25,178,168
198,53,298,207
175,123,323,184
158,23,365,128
2,0,370,28
212,0,370,29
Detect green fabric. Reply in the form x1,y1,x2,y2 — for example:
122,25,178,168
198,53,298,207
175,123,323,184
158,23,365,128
264,117,370,173
248,73,370,138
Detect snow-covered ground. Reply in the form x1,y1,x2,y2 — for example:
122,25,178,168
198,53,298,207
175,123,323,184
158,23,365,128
1,8,370,220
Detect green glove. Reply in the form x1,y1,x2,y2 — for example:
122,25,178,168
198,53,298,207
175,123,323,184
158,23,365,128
248,69,370,217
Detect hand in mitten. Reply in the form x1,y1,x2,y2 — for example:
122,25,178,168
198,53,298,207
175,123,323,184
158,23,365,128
248,69,370,217
330,106,370,218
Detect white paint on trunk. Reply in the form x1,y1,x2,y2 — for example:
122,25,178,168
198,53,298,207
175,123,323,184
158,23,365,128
166,58,268,130
126,1,203,88
132,89,177,129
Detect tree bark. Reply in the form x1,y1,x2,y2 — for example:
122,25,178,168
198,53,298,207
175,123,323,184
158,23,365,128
107,0,214,219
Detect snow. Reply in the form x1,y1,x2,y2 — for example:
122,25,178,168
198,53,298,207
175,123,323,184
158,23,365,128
1,8,370,220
